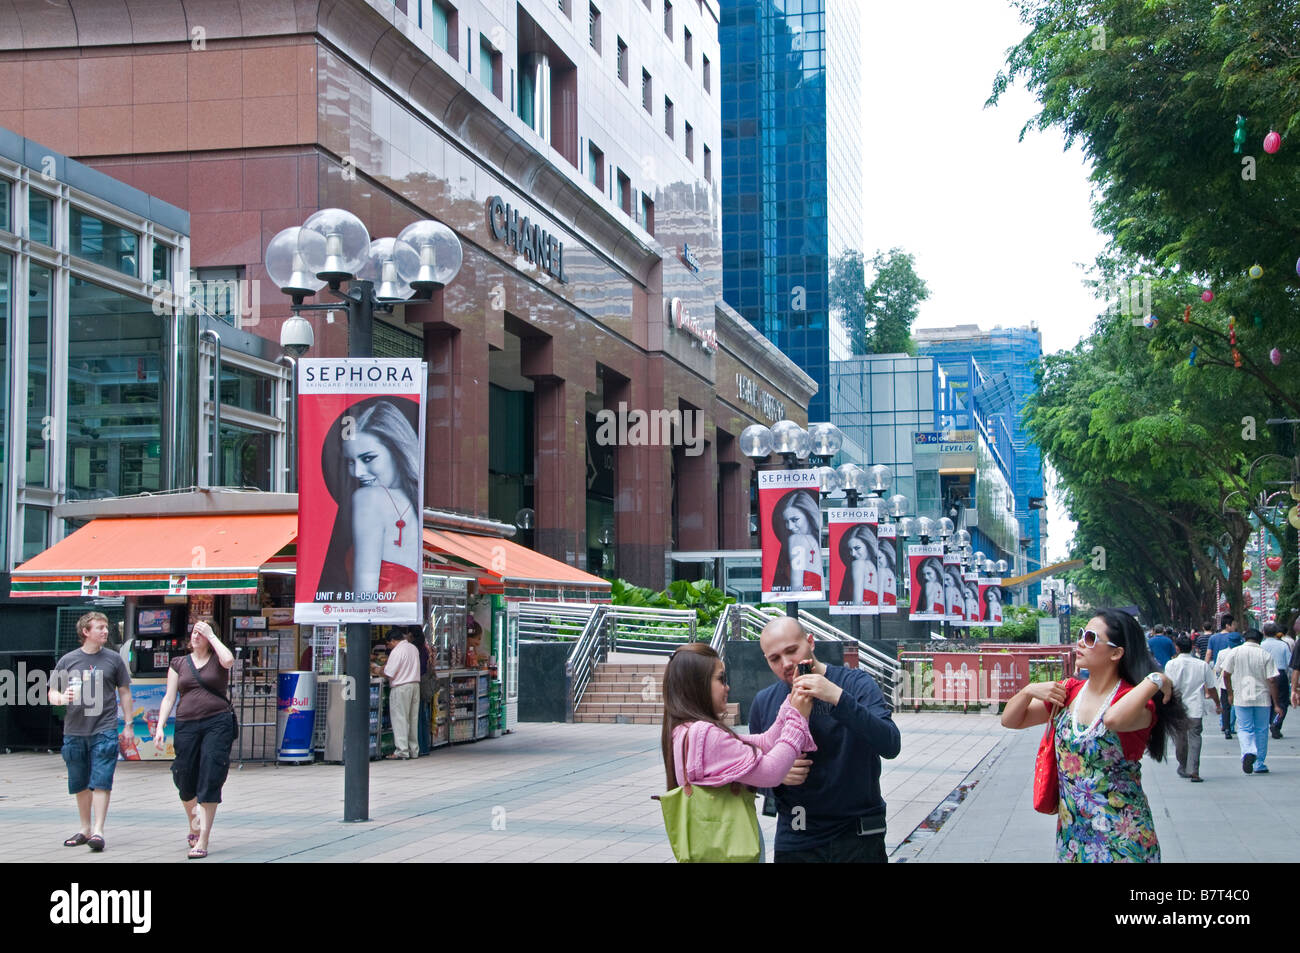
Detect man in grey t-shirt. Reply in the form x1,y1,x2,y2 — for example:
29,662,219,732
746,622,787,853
47,611,133,852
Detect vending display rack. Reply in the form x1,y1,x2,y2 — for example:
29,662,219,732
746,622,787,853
449,671,490,743
431,676,451,748
368,678,394,759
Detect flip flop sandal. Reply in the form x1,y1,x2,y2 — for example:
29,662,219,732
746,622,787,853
63,833,89,847
87,835,105,851
187,847,208,859
188,834,200,848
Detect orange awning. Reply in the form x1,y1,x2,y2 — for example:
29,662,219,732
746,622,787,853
422,529,610,596
11,514,299,597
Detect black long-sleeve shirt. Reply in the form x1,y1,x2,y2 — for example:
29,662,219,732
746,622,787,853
748,665,901,851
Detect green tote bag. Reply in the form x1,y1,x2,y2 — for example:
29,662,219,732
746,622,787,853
658,726,762,863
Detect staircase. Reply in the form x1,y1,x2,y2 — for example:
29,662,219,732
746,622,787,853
574,657,740,726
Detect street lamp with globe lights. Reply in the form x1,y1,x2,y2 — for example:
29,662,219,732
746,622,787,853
265,208,462,825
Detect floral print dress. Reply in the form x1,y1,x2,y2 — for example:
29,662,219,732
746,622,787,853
1053,682,1160,863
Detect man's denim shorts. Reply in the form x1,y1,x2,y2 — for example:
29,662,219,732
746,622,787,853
62,729,119,794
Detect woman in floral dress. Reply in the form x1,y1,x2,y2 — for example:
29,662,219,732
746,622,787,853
1002,609,1188,862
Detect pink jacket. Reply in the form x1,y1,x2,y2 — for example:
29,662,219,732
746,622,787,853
671,700,817,789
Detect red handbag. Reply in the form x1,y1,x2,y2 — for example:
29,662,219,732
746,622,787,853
1032,702,1062,814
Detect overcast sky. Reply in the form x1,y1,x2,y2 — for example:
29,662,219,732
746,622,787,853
858,0,1106,563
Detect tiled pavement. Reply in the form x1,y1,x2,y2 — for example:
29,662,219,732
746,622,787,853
0,711,1003,863
911,715,1300,863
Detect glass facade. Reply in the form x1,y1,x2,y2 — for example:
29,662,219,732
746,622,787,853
720,0,862,422
26,264,52,488
917,326,1046,586
69,208,140,277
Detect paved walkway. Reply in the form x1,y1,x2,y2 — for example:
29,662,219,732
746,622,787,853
0,712,1000,863
910,715,1300,863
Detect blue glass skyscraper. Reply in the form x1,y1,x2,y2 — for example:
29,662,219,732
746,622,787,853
720,0,862,422
916,325,1047,595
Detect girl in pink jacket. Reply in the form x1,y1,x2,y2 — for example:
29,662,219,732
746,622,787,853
660,644,816,859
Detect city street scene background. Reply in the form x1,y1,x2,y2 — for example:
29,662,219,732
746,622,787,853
0,0,1297,874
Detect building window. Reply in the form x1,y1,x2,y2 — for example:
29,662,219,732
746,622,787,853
587,142,605,190
27,262,52,487
617,169,632,215
702,53,710,92
428,0,458,57
190,266,246,327
664,97,673,138
70,209,140,277
684,121,693,161
664,0,672,38
703,143,712,182
642,69,652,112
588,3,600,52
617,37,628,84
558,0,570,17
29,193,53,246
684,26,692,67
480,36,503,98
152,242,171,284
0,180,9,231
641,193,655,235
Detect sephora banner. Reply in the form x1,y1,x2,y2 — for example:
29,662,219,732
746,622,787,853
295,358,426,625
758,469,825,603
978,579,1006,627
828,501,880,616
907,543,945,622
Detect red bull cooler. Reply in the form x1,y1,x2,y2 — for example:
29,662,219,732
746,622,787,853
276,671,317,762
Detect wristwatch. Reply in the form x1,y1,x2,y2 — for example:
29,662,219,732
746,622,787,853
1145,672,1165,691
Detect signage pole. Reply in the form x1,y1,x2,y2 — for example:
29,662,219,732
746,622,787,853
344,282,375,824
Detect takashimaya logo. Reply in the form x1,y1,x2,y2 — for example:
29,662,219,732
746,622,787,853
50,884,151,934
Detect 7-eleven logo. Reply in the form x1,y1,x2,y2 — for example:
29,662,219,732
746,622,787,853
169,574,188,595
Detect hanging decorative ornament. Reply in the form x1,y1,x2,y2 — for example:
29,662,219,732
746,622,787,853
1233,348,1243,368
1143,314,1158,329
1289,506,1300,530
1201,289,1214,303
1295,256,1300,278
1249,264,1264,279
1263,131,1282,154
1271,347,1282,365
1233,115,1248,153
1243,568,1253,582
1253,310,1263,329
1266,555,1282,572
1229,315,1236,347
1189,345,1198,367
1183,304,1192,323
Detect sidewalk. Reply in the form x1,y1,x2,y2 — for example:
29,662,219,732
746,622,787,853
910,716,1300,863
0,711,1000,863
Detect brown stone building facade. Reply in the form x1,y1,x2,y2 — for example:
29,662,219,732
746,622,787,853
0,0,813,587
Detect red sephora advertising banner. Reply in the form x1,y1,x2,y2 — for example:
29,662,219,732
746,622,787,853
876,522,898,613
295,359,427,625
828,500,880,616
960,571,982,626
908,543,945,621
978,579,1006,627
943,553,966,624
758,469,824,603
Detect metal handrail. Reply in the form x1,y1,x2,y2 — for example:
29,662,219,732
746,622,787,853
564,605,612,721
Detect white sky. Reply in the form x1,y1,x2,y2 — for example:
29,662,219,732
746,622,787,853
858,0,1107,563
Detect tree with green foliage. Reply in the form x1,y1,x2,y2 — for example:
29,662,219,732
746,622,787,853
830,248,929,355
830,250,871,355
992,0,1300,624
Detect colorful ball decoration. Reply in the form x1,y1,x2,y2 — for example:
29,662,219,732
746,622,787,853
1264,131,1282,154
1142,314,1158,329
1201,289,1214,303
1296,256,1300,278
1267,555,1283,571
1242,568,1253,582
1271,347,1282,366
1249,264,1264,279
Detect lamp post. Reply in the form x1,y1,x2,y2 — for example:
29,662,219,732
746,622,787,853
265,208,462,824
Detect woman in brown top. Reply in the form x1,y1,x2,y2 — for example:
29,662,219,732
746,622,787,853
153,620,236,859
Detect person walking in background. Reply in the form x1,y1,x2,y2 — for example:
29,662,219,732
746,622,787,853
1163,634,1219,782
1221,628,1283,774
749,616,901,863
1147,625,1176,670
153,620,237,859
1260,623,1290,739
1001,609,1186,863
660,642,815,863
412,626,434,755
384,627,421,759
1206,615,1242,738
48,612,134,853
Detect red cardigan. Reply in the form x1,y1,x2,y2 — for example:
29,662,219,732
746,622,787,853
1061,677,1156,762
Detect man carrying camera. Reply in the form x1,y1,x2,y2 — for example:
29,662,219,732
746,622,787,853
748,616,901,863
